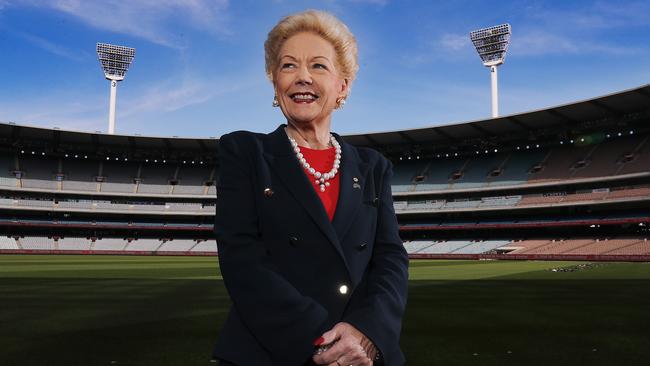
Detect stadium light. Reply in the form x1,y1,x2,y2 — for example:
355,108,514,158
96,43,136,134
470,23,511,118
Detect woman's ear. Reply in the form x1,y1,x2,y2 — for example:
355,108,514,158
338,78,350,99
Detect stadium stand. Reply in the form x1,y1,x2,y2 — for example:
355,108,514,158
0,236,19,250
157,239,198,252
92,238,128,251
391,160,428,192
487,149,547,186
1,84,649,260
124,239,162,251
18,236,55,250
58,237,92,251
190,240,218,252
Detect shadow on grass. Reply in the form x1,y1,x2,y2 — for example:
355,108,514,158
1,277,650,365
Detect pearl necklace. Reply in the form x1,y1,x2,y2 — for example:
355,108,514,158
288,135,342,192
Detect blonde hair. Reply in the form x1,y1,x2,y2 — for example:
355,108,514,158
264,10,359,84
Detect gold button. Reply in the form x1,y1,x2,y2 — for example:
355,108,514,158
338,285,348,294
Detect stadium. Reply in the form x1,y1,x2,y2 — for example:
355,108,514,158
2,84,650,365
2,3,650,365
2,84,649,259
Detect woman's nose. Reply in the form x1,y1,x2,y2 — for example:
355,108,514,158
295,66,313,85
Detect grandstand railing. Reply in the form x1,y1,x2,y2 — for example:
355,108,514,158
2,171,649,199
2,185,648,215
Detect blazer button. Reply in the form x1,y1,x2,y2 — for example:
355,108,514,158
357,242,368,251
338,284,349,295
289,236,299,247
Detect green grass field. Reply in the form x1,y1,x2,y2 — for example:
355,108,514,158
1,255,649,365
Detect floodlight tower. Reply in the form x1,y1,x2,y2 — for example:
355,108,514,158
96,43,135,134
470,24,511,118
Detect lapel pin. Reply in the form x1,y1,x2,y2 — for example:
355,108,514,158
263,188,274,197
353,177,359,182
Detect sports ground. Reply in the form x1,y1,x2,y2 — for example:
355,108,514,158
1,255,649,365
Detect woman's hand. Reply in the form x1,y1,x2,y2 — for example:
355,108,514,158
312,322,377,366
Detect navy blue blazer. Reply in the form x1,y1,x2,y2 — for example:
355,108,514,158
212,125,408,366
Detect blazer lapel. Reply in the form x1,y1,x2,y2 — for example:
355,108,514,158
332,134,370,243
263,125,349,270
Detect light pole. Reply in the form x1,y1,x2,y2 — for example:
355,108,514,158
96,43,135,134
470,24,511,118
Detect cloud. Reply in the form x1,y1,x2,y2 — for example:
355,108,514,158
400,33,474,66
0,95,106,133
8,0,230,48
433,28,644,59
531,1,650,30
410,1,650,64
18,31,87,61
121,78,219,116
440,33,470,51
348,0,388,6
512,29,645,57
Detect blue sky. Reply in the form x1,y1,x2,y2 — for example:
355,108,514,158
0,0,649,138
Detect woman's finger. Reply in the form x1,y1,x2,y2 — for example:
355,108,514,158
334,344,372,366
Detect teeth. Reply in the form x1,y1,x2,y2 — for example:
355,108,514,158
292,93,316,100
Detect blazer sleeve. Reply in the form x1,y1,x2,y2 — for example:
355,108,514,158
214,133,329,365
343,158,409,365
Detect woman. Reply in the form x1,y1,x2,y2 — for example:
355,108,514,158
213,10,408,366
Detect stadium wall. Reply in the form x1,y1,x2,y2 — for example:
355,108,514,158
1,249,650,262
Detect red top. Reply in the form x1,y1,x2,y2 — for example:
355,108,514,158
298,145,340,221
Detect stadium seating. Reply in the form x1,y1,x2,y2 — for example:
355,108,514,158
443,200,481,210
19,155,56,180
478,196,522,207
0,236,19,250
92,238,127,251
608,186,650,199
391,160,428,192
389,135,650,193
414,158,467,191
418,240,475,254
62,158,100,187
451,153,507,189
137,183,172,194
18,236,55,250
157,239,198,252
58,237,92,251
602,238,650,255
190,240,218,252
503,238,650,256
402,241,437,253
451,240,511,254
487,149,547,186
615,136,650,175
62,180,98,192
124,239,162,251
571,135,645,179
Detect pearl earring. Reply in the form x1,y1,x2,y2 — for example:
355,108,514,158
272,96,280,107
336,97,346,109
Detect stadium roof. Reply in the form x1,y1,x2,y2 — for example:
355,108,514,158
1,84,649,153
343,84,650,149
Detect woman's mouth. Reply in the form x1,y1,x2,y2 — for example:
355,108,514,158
290,92,319,103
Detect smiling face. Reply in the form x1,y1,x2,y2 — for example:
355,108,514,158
273,32,349,127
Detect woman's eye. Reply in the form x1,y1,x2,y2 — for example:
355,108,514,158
281,63,296,69
313,63,327,69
